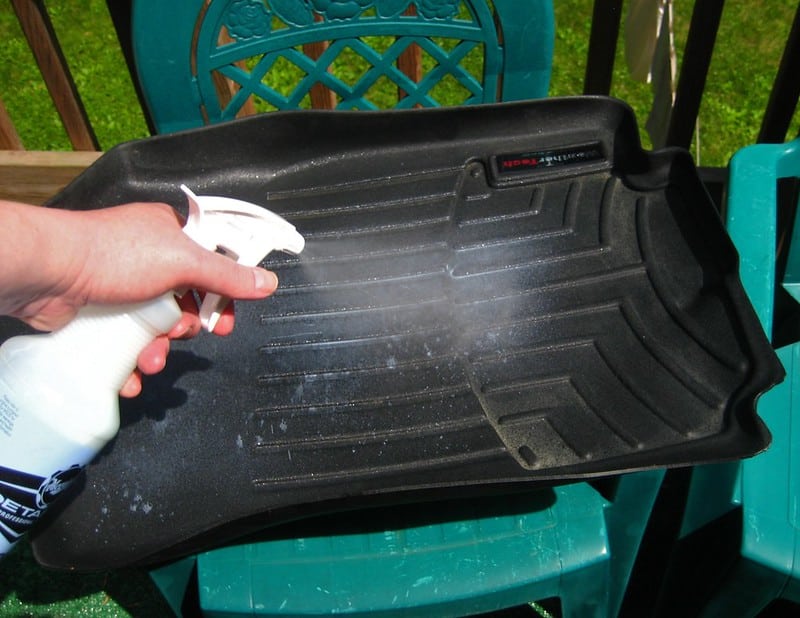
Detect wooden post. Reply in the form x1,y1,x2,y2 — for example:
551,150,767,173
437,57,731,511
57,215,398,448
397,5,422,104
215,27,258,118
11,0,99,150
303,13,337,110
0,96,24,151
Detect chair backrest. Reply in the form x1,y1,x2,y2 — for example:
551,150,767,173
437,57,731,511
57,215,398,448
723,137,800,612
132,0,554,133
727,138,800,338
658,138,800,615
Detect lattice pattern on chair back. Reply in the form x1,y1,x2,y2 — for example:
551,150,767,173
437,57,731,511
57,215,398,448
193,0,502,121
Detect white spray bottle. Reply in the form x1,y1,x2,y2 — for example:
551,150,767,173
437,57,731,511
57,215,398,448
0,186,304,557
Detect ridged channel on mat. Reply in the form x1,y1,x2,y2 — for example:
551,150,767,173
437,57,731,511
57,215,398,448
243,159,749,485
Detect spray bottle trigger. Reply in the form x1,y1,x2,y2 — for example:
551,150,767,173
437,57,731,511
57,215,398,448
179,185,305,332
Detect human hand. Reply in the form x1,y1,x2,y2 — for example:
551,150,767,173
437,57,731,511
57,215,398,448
121,291,242,398
0,200,280,397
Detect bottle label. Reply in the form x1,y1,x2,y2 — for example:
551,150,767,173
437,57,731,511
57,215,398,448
0,358,104,558
0,464,82,551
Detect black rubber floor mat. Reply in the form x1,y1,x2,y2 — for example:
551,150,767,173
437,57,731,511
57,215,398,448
10,97,780,570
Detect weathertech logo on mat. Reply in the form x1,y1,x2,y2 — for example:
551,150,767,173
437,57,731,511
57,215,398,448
495,144,605,177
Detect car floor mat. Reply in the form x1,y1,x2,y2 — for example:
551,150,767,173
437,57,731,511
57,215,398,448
8,97,781,570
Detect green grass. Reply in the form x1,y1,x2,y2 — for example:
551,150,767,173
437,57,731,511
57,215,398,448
0,0,149,151
548,0,800,164
0,541,172,617
2,1,799,162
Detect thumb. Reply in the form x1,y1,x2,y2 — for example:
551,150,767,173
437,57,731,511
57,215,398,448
188,250,279,300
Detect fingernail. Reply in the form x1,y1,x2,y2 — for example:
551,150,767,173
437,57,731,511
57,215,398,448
254,269,278,291
170,320,189,338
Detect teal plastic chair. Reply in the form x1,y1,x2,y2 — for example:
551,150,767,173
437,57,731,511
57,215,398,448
130,3,663,615
131,0,555,134
150,472,664,617
660,138,800,616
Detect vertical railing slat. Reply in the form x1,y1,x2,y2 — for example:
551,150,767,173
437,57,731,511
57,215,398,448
0,96,24,150
11,0,99,150
583,0,623,95
665,0,725,150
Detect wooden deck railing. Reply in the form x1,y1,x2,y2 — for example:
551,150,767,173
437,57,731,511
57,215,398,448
7,0,101,151
2,0,800,205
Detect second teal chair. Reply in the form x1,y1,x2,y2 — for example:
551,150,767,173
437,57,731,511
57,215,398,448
657,138,800,616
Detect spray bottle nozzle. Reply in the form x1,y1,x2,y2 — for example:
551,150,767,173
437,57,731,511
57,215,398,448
180,185,305,331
